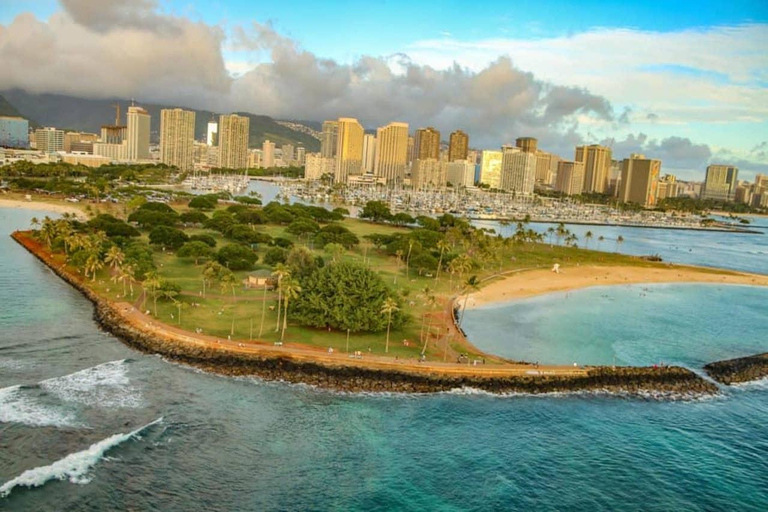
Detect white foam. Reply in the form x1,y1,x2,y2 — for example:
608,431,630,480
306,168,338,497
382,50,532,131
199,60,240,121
0,417,163,498
40,360,143,408
0,385,77,428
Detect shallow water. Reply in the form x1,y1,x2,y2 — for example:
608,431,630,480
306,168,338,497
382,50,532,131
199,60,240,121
2,208,767,511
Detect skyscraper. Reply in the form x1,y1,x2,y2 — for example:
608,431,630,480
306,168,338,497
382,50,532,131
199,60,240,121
126,106,150,161
218,114,250,169
534,150,561,185
335,118,364,183
362,134,377,173
35,127,64,153
206,118,218,146
282,143,294,164
414,127,440,160
554,161,586,195
500,146,537,195
515,137,538,154
0,116,29,148
321,121,338,158
703,164,739,201
263,140,276,168
448,130,469,162
374,122,409,184
479,150,503,189
296,146,306,165
446,160,476,188
618,154,661,207
160,108,195,171
575,144,612,194
411,159,446,189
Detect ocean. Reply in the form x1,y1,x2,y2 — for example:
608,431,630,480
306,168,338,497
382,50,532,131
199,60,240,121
1,207,767,511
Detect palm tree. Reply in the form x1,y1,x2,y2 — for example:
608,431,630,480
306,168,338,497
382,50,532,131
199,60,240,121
585,231,593,250
434,239,450,282
219,270,238,336
459,275,481,327
30,216,40,230
85,253,104,282
616,235,625,253
280,277,302,342
143,272,162,317
258,282,268,338
202,261,222,298
421,293,439,356
104,246,125,272
173,299,188,326
39,217,57,248
381,297,399,354
546,226,556,245
117,263,135,298
272,264,291,332
405,240,414,279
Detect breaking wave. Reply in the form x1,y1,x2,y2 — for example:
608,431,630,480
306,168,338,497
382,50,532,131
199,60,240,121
0,417,163,498
0,385,77,428
39,359,143,408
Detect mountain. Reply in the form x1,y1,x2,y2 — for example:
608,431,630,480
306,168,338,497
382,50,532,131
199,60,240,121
0,94,38,127
0,89,320,152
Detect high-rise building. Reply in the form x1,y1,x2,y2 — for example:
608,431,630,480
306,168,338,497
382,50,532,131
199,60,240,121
0,117,29,148
515,137,538,154
206,119,218,146
263,140,276,168
406,136,415,163
618,154,661,207
374,122,409,184
334,118,364,183
411,159,446,189
35,127,64,153
305,153,336,181
414,127,440,160
448,130,469,162
160,108,195,171
702,164,739,202
218,114,250,169
63,132,98,153
575,144,612,194
656,174,679,201
554,161,586,195
362,134,377,173
500,146,537,195
479,150,503,189
282,143,294,164
296,146,306,165
534,150,561,186
446,160,476,188
126,106,150,161
321,121,338,158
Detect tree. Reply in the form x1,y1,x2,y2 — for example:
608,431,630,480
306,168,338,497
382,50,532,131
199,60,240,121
177,241,214,265
217,244,257,271
118,263,135,298
285,245,317,279
104,246,125,271
597,235,605,250
435,239,450,281
271,264,291,332
264,246,288,266
219,270,238,335
291,262,405,332
360,200,392,223
280,277,302,342
85,253,104,282
180,211,209,225
324,242,345,263
315,224,359,249
585,231,593,249
616,235,625,253
188,194,219,210
143,272,162,316
391,212,415,226
189,234,217,248
286,218,320,237
459,275,481,327
381,297,399,353
202,261,223,298
149,226,189,250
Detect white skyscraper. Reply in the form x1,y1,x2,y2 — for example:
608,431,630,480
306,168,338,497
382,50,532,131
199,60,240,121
500,146,537,195
206,120,218,146
263,140,276,168
126,106,150,161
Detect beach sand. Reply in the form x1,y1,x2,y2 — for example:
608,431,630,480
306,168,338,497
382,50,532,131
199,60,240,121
0,198,87,219
466,265,768,308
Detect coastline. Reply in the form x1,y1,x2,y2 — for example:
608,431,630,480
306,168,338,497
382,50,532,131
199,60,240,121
470,217,761,234
0,197,87,219
10,230,726,396
465,265,768,309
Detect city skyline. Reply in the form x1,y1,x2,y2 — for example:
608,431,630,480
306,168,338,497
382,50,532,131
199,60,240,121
0,1,766,180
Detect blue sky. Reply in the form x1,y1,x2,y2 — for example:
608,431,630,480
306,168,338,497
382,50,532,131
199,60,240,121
1,0,766,179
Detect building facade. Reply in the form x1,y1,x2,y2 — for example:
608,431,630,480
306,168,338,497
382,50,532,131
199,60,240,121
479,150,503,189
500,146,537,195
446,160,476,188
702,165,739,202
321,121,338,158
414,127,440,160
304,153,335,181
35,127,64,153
374,122,409,184
160,108,195,171
534,150,561,186
0,117,29,148
334,118,364,183
515,137,538,154
411,158,446,189
126,106,150,161
448,130,469,162
362,134,377,173
262,140,275,168
218,114,250,169
576,144,612,194
618,154,661,207
554,161,586,195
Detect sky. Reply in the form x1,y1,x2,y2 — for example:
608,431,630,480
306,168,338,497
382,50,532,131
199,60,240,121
0,0,766,180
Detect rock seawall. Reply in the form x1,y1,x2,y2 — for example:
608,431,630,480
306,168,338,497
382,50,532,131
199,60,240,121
11,231,723,396
704,353,768,384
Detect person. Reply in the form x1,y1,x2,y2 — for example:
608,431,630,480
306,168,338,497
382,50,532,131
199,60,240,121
328,346,334,354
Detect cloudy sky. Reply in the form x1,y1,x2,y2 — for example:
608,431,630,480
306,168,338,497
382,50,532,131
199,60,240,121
0,0,766,180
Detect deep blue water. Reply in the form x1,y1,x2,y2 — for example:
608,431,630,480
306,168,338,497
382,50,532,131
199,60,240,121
1,207,767,511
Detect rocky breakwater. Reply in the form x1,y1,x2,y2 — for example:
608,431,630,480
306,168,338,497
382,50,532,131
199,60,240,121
704,353,768,384
12,230,719,397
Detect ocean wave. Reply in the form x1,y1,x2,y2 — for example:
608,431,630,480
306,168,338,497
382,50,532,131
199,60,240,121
39,360,143,408
0,385,78,428
0,417,163,499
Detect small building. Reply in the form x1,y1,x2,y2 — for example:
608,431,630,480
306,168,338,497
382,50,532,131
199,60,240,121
244,269,274,289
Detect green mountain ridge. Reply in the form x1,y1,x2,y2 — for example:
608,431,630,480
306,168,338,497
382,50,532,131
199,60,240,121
0,89,320,152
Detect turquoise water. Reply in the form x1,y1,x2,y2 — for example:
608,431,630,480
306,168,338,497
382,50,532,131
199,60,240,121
2,208,768,510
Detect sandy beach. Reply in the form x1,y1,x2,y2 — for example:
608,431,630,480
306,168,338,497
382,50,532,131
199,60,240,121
0,197,87,219
466,265,768,308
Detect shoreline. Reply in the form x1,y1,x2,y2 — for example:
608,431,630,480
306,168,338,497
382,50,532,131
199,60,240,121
465,265,768,309
11,230,730,396
0,197,87,219
469,217,761,234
